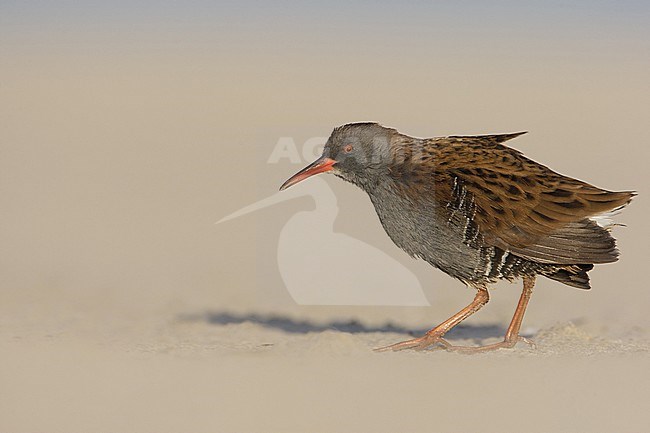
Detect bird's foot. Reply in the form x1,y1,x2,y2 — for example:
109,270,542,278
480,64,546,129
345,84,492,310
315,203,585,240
443,335,536,354
374,333,452,352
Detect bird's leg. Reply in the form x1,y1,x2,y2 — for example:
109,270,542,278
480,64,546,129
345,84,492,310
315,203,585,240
374,288,490,352
445,276,537,353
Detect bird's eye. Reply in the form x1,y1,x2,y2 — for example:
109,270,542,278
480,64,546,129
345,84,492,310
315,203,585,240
343,144,354,153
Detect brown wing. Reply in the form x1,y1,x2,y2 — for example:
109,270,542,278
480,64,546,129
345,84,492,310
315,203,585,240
430,135,634,264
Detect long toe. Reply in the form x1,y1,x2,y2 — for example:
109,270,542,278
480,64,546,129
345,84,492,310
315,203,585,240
443,336,536,354
374,335,450,352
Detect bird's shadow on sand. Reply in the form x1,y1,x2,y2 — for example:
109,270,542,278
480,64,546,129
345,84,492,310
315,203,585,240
177,311,508,340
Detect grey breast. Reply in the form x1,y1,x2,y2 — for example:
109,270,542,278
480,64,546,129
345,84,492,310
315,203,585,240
366,178,487,285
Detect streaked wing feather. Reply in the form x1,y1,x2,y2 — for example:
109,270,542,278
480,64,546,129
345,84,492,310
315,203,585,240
429,136,634,264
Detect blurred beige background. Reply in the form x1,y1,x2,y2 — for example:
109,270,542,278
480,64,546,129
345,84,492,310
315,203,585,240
1,2,649,432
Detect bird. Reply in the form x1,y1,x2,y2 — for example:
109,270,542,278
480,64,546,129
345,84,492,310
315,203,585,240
217,177,427,306
279,122,635,352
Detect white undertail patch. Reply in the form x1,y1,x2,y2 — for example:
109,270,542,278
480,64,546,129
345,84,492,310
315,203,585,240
589,205,627,229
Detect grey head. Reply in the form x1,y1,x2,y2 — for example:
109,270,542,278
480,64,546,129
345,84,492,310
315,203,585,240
279,122,399,191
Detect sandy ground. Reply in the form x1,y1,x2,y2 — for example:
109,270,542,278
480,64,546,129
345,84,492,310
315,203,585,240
1,293,649,433
3,3,650,432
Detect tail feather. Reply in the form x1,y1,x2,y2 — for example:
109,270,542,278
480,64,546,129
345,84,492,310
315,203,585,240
511,217,624,265
540,264,594,290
